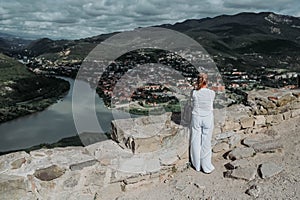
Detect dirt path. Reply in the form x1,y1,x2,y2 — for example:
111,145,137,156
119,116,300,200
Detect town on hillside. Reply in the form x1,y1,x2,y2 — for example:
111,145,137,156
19,47,300,114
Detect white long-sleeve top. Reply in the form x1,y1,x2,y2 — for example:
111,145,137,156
191,88,215,116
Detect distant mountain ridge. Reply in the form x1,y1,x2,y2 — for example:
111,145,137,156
0,32,31,56
1,12,300,72
162,12,300,52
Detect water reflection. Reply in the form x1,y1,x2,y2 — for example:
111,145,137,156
0,78,115,152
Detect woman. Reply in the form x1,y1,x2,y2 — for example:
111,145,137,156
190,73,215,173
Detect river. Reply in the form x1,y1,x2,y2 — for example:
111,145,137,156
0,77,125,152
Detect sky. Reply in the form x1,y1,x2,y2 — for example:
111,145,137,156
0,0,299,40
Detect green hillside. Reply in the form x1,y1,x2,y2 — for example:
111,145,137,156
0,53,70,122
0,53,34,81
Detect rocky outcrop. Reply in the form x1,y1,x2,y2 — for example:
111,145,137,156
247,89,300,115
111,112,176,153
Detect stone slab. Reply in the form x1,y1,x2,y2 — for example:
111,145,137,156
215,132,235,140
212,142,229,153
259,162,283,179
240,117,254,129
226,166,257,181
228,147,255,160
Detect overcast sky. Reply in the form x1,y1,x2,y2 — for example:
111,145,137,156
0,0,299,40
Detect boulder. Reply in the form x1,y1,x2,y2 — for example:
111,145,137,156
259,162,283,179
228,147,255,160
225,166,257,181
252,139,283,153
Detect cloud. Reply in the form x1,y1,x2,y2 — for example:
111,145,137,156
223,0,291,9
0,0,299,39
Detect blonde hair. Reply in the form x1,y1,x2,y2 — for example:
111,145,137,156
195,73,208,90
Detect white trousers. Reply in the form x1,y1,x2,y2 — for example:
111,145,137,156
190,113,215,173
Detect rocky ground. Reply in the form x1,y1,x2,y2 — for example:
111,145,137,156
0,88,299,200
117,115,300,200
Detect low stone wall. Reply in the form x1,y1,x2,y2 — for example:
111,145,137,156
212,89,300,153
0,113,190,200
247,89,300,115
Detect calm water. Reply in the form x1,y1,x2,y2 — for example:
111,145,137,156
0,77,123,152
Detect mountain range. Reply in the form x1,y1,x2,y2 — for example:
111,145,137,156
1,12,300,73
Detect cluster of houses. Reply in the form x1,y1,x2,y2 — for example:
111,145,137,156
222,68,299,90
93,50,226,107
24,56,81,77
22,49,299,109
